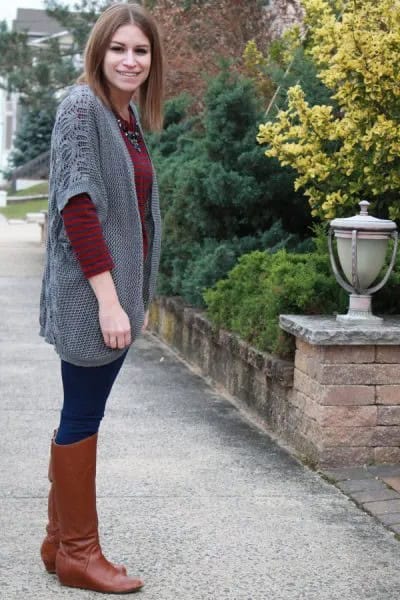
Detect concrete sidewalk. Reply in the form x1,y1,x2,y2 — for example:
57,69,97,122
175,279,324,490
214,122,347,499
1,220,400,600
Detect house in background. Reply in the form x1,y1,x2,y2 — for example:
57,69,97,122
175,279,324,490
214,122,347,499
0,8,66,187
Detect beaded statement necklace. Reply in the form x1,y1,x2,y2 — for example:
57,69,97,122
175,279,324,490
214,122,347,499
115,112,142,152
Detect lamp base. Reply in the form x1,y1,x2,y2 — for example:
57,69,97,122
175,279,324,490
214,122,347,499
336,294,383,325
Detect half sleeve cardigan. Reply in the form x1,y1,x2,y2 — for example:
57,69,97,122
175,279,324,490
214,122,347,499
39,84,162,367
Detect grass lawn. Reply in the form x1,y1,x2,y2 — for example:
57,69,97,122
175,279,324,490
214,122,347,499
0,182,49,220
8,181,49,197
0,199,49,220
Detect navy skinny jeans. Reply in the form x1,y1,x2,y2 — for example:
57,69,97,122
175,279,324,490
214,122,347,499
55,351,128,445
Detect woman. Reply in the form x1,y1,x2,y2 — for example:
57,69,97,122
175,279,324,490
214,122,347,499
39,2,163,593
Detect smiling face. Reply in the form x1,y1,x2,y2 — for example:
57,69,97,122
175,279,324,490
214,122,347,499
102,23,152,109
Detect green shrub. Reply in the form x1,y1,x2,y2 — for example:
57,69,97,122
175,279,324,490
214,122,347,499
204,241,348,358
147,68,315,307
204,229,400,358
158,220,313,306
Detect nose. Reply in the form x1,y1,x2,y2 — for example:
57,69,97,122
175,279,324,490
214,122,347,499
122,50,136,67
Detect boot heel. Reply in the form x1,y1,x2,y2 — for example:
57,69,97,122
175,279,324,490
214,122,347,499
41,534,57,573
43,562,56,574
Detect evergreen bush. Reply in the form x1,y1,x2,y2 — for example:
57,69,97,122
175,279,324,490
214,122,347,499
8,101,56,168
204,234,346,358
146,66,314,306
204,230,400,358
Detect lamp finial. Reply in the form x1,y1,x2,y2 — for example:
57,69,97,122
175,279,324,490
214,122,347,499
359,200,370,216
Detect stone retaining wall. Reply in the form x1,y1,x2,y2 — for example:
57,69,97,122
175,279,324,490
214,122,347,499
149,298,400,468
149,296,294,437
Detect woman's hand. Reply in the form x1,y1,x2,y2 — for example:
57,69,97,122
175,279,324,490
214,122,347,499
88,271,131,349
99,301,131,349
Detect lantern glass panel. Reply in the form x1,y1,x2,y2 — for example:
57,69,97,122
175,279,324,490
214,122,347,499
336,236,388,289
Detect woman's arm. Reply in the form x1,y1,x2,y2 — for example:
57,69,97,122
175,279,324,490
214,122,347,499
62,194,131,349
88,271,131,350
61,195,114,278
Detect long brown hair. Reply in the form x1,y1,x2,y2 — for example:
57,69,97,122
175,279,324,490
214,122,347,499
78,2,164,131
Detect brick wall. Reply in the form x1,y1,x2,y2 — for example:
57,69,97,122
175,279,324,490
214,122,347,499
292,340,400,467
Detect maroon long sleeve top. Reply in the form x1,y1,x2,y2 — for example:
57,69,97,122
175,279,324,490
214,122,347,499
61,108,153,279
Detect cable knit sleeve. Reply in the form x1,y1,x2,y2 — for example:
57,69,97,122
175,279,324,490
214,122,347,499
50,86,108,221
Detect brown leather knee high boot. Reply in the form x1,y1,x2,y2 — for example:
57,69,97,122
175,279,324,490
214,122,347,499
41,433,127,576
52,433,143,593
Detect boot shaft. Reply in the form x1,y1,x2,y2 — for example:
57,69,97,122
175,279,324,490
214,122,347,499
52,433,99,554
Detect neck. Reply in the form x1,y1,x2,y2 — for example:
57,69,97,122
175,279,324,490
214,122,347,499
110,91,132,121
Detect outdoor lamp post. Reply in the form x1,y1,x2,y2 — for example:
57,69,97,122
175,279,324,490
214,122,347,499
328,201,398,324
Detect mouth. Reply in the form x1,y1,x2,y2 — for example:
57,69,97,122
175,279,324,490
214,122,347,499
116,71,140,78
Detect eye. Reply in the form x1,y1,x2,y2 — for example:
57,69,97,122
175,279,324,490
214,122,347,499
110,46,124,52
135,48,149,54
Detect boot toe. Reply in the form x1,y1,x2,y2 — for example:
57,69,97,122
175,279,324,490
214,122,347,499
56,548,143,593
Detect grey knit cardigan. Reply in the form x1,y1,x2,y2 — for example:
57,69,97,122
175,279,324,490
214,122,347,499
39,84,162,366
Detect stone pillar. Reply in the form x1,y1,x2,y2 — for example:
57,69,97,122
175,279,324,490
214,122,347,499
280,315,400,467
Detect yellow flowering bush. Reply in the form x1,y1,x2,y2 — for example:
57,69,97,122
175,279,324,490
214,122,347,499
257,0,400,221
242,40,271,102
242,26,304,103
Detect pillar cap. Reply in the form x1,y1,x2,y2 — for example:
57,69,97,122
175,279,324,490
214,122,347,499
279,314,400,345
